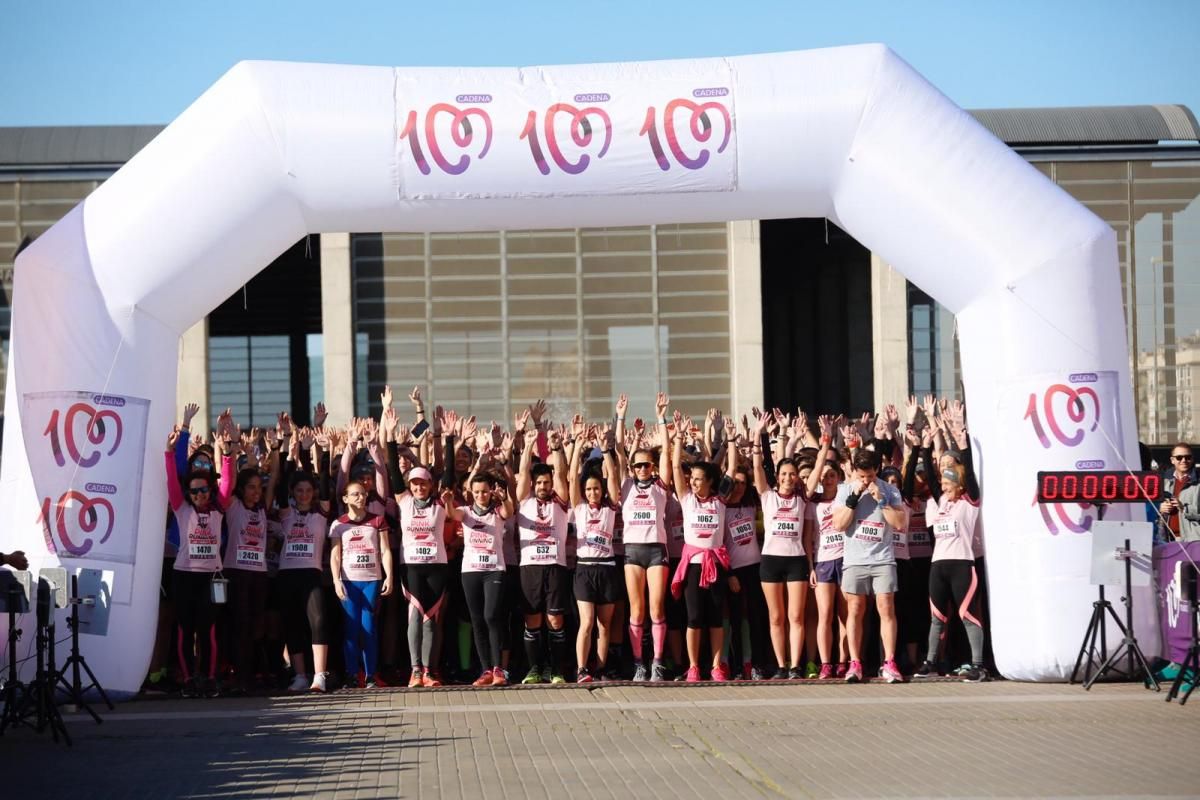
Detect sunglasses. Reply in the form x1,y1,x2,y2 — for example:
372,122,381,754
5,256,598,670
188,486,211,495
633,462,653,469
1173,455,1194,461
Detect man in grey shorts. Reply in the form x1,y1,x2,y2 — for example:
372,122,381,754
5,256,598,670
832,448,908,684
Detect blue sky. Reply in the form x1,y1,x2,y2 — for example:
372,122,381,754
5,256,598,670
1,0,1197,126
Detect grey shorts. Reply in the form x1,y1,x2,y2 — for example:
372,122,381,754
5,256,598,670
841,563,898,596
624,543,669,570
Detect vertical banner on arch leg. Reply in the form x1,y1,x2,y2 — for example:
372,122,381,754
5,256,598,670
23,390,149,564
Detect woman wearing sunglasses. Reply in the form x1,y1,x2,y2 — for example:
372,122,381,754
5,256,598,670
616,392,674,682
165,429,223,698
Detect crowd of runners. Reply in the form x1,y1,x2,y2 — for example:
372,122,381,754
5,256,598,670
152,387,990,697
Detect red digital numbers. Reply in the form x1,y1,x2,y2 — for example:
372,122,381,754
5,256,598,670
1036,471,1161,504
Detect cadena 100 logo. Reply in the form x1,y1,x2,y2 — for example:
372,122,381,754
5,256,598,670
398,89,733,177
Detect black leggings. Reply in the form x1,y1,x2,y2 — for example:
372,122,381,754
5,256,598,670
463,570,507,669
728,564,769,669
683,562,726,629
927,559,984,665
228,569,269,684
897,557,932,647
277,568,329,656
173,569,217,682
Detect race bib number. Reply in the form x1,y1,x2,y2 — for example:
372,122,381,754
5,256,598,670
629,509,654,525
405,542,437,563
856,520,884,543
822,532,844,548
352,551,378,570
286,540,315,558
585,525,612,552
934,519,957,539
771,517,799,538
236,545,263,568
530,540,559,563
730,520,755,545
472,551,499,570
909,530,931,545
189,542,216,560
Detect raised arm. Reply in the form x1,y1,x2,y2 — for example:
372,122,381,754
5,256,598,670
164,431,185,511
601,425,621,504
176,402,199,476
516,423,536,503
568,423,586,509
806,415,835,498
750,414,771,495
656,392,672,490
547,427,570,501
671,409,688,498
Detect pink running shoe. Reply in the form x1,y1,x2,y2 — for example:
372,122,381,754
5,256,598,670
685,665,702,683
817,663,835,680
844,660,863,683
880,659,903,684
835,662,849,679
710,664,729,682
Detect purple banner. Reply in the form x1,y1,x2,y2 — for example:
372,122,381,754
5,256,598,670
1154,542,1200,662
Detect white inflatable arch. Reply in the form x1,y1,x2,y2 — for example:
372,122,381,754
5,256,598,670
0,45,1144,694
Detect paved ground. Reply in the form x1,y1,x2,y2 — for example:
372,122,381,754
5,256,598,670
2,680,1198,799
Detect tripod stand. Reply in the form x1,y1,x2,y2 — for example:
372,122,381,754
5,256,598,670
53,573,112,721
22,609,70,744
1166,566,1199,705
0,584,28,735
1071,538,1159,690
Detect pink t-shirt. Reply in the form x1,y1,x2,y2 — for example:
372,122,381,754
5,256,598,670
461,504,507,573
814,499,844,563
225,501,268,573
681,491,726,564
620,478,668,546
518,495,570,567
930,495,981,562
761,490,806,558
725,504,762,569
574,502,619,562
173,505,223,573
333,514,388,582
398,495,448,566
906,497,933,558
277,507,327,572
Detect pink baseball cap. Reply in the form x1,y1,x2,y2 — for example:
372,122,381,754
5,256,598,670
408,467,434,484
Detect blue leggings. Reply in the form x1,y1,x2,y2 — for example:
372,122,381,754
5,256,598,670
340,579,382,677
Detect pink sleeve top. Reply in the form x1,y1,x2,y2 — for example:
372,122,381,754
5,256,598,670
760,489,807,558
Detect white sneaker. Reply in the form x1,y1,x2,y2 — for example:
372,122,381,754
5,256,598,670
310,672,329,693
288,674,310,692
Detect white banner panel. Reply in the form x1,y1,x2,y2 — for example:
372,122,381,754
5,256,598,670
394,64,737,198
23,391,149,564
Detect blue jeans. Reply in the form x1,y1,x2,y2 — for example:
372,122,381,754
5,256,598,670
340,579,382,677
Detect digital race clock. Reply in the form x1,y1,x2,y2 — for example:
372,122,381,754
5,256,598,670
1036,471,1162,504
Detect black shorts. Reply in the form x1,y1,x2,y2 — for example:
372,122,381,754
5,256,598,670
519,564,568,616
574,563,619,605
759,554,810,584
624,543,669,569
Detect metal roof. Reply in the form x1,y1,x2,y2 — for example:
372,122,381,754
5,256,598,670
969,105,1200,146
0,125,162,169
0,105,1196,171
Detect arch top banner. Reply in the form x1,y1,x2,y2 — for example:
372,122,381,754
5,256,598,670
0,45,1144,694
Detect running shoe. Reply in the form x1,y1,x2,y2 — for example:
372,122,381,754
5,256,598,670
604,664,624,681
356,672,367,689
491,668,509,687
632,663,649,682
835,662,849,679
310,672,329,693
549,673,567,685
817,663,835,680
369,674,389,689
844,660,863,684
421,671,442,688
204,679,222,699
711,664,729,682
522,668,543,685
951,663,970,677
960,664,989,683
880,659,904,684
772,667,790,680
750,666,767,681
805,660,820,679
651,659,670,682
576,670,594,684
788,667,805,680
684,665,702,683
408,669,424,688
912,660,937,679
287,674,310,693
542,667,555,684
181,678,199,699
473,671,496,687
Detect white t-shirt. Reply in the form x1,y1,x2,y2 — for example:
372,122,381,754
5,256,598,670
681,491,726,564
